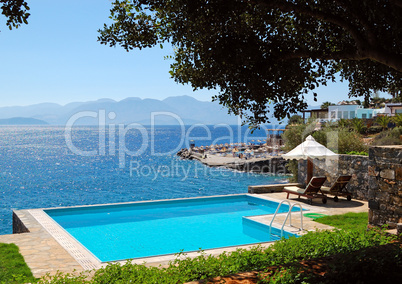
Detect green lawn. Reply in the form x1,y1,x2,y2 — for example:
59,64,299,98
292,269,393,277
313,212,369,231
0,243,36,283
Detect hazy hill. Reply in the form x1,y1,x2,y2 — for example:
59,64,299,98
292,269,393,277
0,117,48,125
0,96,285,125
0,96,241,125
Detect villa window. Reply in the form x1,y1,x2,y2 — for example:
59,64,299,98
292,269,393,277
362,113,367,119
331,111,336,119
338,111,342,118
343,111,349,119
369,113,373,118
350,111,355,119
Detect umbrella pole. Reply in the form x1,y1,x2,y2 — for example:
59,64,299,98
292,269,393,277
307,157,313,184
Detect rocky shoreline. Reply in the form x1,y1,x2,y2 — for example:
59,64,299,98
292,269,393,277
177,148,289,174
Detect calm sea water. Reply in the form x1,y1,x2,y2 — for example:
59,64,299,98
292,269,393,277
0,125,287,234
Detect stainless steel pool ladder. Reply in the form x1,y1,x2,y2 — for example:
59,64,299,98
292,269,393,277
269,200,303,239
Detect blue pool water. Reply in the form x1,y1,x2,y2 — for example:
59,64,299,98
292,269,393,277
46,195,298,262
0,125,288,234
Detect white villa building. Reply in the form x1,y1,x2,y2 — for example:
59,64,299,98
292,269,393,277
303,102,402,122
328,104,386,120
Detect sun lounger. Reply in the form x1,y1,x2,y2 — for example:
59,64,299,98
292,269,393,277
283,176,327,204
320,175,352,202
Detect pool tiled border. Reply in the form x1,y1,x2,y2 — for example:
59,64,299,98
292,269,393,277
6,193,368,277
28,209,100,270
14,194,307,270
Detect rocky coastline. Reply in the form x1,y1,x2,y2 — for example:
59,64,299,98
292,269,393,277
177,148,289,174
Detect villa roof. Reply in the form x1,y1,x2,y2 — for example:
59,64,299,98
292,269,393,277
386,103,402,107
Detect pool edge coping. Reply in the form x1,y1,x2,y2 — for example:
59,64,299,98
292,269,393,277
14,193,320,270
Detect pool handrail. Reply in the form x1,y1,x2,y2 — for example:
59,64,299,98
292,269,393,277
269,200,303,239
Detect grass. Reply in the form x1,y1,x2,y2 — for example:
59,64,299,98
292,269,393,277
313,212,369,231
0,243,36,284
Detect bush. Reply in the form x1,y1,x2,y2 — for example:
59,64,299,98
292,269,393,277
282,120,315,151
314,127,368,154
288,114,303,125
367,125,383,134
285,160,298,183
351,118,367,134
372,127,402,146
376,115,391,130
38,228,398,284
337,118,351,128
392,114,402,127
345,151,369,156
259,243,402,284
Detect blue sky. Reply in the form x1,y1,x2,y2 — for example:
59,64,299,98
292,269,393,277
0,0,378,108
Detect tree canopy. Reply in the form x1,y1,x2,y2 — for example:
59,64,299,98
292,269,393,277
97,0,402,125
2,1,401,125
0,0,30,30
320,101,335,109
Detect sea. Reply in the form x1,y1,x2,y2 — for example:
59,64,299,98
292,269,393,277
0,125,287,234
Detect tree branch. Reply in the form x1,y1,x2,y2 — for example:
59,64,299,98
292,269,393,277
333,0,378,47
253,0,368,52
250,0,402,72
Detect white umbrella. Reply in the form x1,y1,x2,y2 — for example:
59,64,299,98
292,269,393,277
283,135,338,183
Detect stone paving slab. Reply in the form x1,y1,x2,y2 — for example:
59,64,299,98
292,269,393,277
0,210,85,278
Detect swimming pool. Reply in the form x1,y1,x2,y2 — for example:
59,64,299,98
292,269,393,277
45,195,300,262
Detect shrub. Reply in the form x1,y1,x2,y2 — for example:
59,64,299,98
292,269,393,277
285,160,298,183
392,114,402,127
37,227,398,284
367,125,383,134
375,115,391,130
351,118,367,134
372,127,402,146
345,151,369,156
288,114,303,125
314,127,368,154
259,243,402,284
282,120,316,151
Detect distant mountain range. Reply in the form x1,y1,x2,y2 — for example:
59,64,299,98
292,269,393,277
0,96,283,125
0,117,48,125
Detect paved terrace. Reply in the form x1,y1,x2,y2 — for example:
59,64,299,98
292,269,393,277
0,192,368,279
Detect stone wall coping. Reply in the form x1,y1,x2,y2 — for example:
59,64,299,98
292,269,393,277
371,145,402,149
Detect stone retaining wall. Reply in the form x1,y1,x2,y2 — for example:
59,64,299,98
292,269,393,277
298,155,369,200
228,158,289,174
367,146,402,230
13,211,29,234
